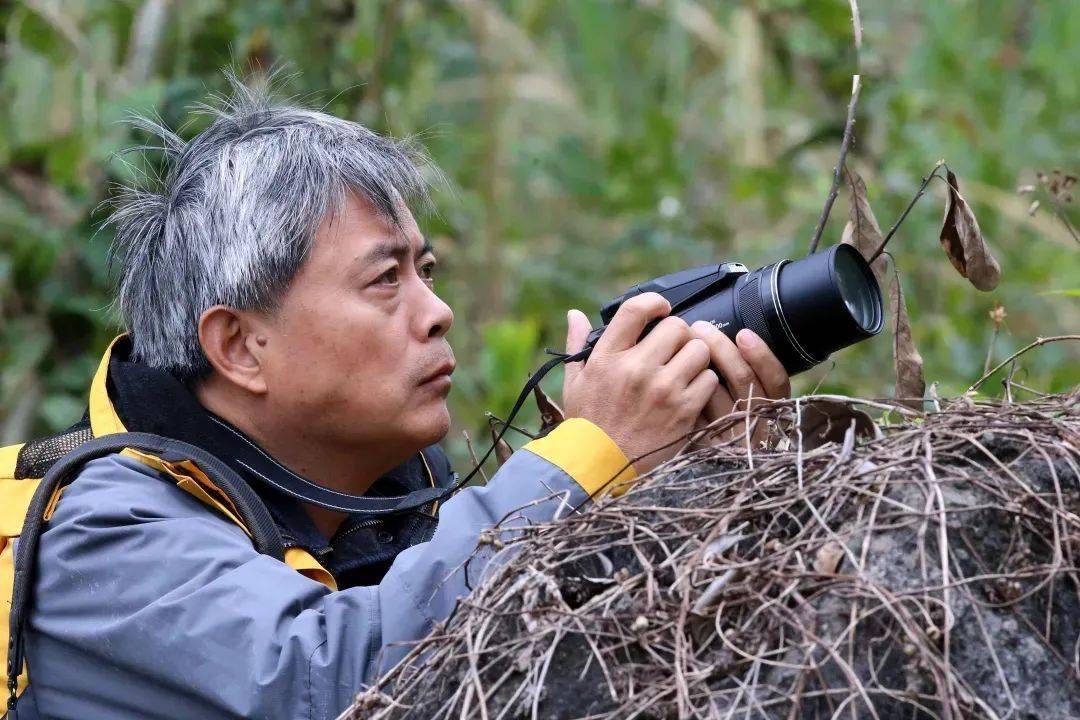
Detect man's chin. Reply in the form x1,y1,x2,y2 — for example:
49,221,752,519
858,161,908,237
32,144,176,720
413,405,452,447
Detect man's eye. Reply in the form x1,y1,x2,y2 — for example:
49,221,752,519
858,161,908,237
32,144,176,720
419,263,436,281
378,268,399,285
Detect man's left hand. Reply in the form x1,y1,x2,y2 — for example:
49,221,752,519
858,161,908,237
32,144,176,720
688,322,791,447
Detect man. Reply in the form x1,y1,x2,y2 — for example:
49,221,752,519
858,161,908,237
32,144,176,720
11,81,789,719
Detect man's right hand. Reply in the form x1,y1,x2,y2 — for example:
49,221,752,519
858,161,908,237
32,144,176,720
561,293,718,475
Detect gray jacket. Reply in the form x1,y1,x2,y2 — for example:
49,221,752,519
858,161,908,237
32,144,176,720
18,417,634,720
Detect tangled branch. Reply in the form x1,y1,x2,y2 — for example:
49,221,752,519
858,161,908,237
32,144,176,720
348,392,1080,720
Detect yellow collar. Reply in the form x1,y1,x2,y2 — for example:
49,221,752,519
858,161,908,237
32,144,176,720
88,335,129,437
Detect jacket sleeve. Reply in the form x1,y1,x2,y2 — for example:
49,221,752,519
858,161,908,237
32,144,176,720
24,419,635,720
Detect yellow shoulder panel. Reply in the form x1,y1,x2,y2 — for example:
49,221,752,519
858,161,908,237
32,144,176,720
0,443,24,479
0,477,40,538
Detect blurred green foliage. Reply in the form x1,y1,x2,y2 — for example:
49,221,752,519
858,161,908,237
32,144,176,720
1,0,1077,470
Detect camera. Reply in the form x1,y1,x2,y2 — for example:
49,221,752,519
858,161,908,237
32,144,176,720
582,243,884,376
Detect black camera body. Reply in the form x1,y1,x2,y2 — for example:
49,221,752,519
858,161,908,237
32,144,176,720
584,243,884,376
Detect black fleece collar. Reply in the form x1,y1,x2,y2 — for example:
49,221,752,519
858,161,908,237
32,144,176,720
104,337,444,555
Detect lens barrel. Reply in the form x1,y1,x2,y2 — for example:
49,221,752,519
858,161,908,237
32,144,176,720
740,244,883,374
671,244,883,375
768,245,876,375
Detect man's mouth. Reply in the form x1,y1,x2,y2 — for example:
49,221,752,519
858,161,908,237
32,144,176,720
421,359,456,386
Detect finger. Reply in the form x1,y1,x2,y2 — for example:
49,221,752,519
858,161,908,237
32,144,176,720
594,292,670,356
563,309,592,388
659,337,711,387
690,321,762,403
634,315,692,365
735,329,791,399
687,322,737,422
683,366,721,417
702,382,735,423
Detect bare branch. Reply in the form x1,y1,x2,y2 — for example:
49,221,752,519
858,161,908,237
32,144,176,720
849,0,863,50
867,160,948,265
968,334,1080,393
807,75,862,255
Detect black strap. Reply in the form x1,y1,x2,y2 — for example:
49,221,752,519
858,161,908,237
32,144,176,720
6,432,285,717
230,351,581,516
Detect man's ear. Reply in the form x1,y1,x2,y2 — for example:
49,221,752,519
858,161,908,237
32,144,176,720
198,305,270,395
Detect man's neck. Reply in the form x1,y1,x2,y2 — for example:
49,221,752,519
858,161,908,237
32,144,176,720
194,379,406,539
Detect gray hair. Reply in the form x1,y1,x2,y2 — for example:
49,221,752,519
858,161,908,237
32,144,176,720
106,77,434,380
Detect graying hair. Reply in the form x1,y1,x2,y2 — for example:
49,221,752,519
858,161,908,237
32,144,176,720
107,77,434,380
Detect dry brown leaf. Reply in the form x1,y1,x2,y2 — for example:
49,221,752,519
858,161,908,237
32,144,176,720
890,276,925,410
491,426,514,467
797,399,878,451
841,168,888,287
940,170,1001,291
533,386,565,437
814,540,845,575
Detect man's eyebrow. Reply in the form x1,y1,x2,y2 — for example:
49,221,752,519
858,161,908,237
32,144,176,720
364,238,435,264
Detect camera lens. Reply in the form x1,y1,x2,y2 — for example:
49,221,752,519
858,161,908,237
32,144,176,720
713,243,884,375
834,248,881,333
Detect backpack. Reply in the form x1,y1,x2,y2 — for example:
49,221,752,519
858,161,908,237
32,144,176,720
1,426,288,719
2,335,451,717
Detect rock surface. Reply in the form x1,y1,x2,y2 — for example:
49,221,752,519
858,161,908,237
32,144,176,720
348,395,1080,720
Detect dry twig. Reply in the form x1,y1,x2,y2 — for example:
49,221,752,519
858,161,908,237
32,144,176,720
348,393,1080,720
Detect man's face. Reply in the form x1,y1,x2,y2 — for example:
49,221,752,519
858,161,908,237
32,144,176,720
257,192,455,462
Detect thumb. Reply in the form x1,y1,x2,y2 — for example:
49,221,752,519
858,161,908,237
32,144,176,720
563,309,591,388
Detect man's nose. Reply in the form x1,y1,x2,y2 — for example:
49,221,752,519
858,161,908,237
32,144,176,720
420,284,454,339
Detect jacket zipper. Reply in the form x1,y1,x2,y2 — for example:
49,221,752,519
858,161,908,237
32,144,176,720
334,517,384,541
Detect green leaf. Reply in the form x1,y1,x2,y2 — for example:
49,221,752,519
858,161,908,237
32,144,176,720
45,134,87,190
480,319,541,420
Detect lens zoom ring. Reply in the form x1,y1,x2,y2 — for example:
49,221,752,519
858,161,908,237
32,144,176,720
736,277,774,347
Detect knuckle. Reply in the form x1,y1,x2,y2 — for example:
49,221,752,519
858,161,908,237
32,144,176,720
615,301,643,321
682,342,711,370
687,338,711,359
692,375,719,402
660,316,689,336
642,382,664,404
624,364,647,389
650,377,677,401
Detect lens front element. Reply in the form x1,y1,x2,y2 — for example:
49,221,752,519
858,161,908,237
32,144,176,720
834,249,881,333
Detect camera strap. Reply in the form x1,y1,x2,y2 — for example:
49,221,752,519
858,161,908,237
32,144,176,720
236,349,586,517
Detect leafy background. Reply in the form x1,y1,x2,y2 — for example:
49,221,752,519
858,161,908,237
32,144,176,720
1,0,1077,471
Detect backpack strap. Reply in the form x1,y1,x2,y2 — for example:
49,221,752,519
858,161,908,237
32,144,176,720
6,432,285,718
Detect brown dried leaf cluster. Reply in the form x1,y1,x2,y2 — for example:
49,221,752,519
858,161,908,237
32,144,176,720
533,386,565,436
841,169,888,286
796,398,877,450
939,170,1002,291
488,418,515,467
889,276,926,409
842,170,925,408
